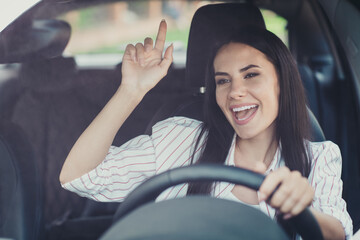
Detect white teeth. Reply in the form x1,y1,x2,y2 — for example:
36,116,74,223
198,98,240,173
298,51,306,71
232,105,257,112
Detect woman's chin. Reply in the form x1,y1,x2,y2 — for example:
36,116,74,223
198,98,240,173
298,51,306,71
235,133,257,140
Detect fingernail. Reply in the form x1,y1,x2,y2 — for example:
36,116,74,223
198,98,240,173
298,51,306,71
161,19,166,23
283,213,293,220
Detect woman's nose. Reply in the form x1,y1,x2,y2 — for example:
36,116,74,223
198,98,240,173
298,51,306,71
229,80,247,99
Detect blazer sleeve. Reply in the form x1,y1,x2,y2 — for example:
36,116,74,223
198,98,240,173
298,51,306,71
61,133,157,202
309,141,353,239
61,116,203,202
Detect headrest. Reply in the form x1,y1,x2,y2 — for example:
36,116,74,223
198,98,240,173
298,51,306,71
185,3,266,92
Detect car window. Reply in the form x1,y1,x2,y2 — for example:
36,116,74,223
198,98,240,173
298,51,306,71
58,1,288,68
0,0,40,32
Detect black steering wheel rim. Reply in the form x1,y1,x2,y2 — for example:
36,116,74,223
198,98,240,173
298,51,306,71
112,164,323,240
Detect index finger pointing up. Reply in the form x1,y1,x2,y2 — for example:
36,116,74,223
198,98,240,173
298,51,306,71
154,20,167,52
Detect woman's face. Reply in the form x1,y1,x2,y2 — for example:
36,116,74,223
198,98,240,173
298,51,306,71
214,42,280,141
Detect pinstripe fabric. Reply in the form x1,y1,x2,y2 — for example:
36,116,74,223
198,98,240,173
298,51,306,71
62,116,352,238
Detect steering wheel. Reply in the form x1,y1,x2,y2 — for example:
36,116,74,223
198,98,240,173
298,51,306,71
101,164,324,240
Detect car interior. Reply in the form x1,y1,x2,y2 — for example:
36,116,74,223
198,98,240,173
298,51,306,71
0,0,359,239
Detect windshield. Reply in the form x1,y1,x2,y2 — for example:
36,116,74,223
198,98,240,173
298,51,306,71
0,0,40,32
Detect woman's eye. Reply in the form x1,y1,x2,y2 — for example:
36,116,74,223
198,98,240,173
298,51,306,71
216,79,230,85
244,72,259,79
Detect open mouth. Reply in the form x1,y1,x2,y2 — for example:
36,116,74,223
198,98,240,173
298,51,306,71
231,104,258,124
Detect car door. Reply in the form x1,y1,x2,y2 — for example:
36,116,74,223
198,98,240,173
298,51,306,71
317,0,360,234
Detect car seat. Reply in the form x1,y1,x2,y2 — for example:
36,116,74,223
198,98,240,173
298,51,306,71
9,57,92,225
0,121,43,240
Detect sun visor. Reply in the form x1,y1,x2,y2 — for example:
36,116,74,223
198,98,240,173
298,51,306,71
0,19,71,63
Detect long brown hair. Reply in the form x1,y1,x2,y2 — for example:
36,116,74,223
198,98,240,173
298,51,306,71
187,27,311,195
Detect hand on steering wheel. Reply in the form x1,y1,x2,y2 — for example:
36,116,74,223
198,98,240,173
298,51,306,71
121,20,173,95
259,166,315,220
109,165,323,240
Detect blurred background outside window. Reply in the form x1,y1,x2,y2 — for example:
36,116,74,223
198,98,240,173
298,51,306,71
57,1,288,68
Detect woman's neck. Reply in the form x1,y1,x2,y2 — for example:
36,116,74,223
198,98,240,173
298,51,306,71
234,134,278,170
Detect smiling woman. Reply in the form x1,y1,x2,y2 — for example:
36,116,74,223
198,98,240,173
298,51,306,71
0,0,358,239
60,16,352,240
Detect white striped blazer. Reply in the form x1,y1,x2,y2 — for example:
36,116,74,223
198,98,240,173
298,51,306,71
62,116,353,238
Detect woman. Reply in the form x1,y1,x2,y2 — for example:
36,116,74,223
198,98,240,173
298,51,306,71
60,20,352,239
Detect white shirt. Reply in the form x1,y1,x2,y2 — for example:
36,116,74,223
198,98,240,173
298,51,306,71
62,116,353,239
222,191,261,210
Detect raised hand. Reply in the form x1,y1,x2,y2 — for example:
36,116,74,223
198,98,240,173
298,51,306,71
121,20,173,95
60,20,173,185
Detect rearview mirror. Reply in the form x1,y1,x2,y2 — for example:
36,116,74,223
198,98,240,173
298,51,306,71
0,19,71,63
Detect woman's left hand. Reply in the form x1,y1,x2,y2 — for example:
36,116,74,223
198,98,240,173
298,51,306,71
258,167,315,219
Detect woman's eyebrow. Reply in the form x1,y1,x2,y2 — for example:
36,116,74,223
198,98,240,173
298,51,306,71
214,64,260,76
240,64,260,72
